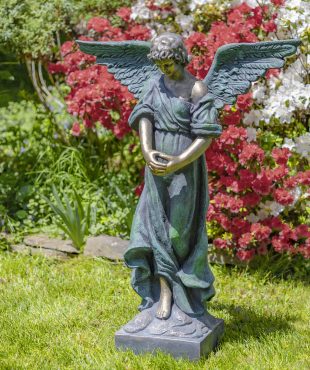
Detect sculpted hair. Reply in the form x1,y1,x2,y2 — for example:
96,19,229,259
148,32,190,66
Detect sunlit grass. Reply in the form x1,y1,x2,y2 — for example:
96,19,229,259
0,253,309,370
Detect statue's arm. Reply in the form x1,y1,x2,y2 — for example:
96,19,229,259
139,117,168,175
155,81,213,175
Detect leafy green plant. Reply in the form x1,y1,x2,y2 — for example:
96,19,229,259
43,185,96,250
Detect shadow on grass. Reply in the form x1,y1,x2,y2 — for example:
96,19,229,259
210,302,297,344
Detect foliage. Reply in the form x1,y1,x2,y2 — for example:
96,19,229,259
0,46,34,107
0,0,132,59
43,186,95,250
0,100,142,238
0,253,309,369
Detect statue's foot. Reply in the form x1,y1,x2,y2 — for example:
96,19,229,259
156,277,172,320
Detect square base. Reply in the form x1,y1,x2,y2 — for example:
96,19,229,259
115,317,224,360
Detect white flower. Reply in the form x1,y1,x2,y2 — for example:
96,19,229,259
252,83,266,104
282,138,296,151
256,209,269,221
246,127,257,142
295,133,310,160
189,0,215,11
131,1,152,20
243,110,262,126
175,14,194,33
230,0,273,8
246,213,260,223
290,187,302,206
276,1,310,36
259,200,285,217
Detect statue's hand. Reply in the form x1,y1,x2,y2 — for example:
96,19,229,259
144,150,168,176
154,154,185,176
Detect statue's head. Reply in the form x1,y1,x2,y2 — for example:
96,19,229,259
148,33,189,77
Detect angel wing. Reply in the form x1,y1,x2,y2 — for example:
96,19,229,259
203,39,301,109
76,40,161,100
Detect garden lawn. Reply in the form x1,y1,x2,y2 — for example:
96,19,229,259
0,253,309,370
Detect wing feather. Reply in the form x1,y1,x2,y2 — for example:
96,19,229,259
203,39,301,108
76,40,160,99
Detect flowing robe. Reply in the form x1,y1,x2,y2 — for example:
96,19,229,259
124,75,222,316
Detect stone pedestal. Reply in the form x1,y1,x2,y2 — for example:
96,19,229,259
115,303,224,360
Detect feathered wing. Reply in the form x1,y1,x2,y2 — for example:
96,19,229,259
203,39,301,109
76,40,161,100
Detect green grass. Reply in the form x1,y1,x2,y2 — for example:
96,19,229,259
0,253,309,370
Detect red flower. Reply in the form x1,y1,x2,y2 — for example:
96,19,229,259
239,143,265,165
265,69,280,79
236,249,255,261
295,225,310,239
251,172,272,195
135,183,144,197
241,192,261,207
271,0,285,6
116,7,132,22
87,17,111,33
238,232,253,248
71,122,81,137
213,238,230,249
250,223,271,241
126,25,151,41
271,236,292,253
236,92,253,111
273,188,294,205
271,148,291,165
60,41,75,57
262,217,285,231
262,20,277,33
48,62,68,74
298,244,310,259
223,110,242,126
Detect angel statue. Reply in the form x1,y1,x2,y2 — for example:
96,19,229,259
77,33,299,359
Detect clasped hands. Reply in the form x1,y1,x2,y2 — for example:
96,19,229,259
144,150,186,176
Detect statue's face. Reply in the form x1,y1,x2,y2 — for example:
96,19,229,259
155,58,182,79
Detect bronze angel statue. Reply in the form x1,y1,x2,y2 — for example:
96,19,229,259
77,33,299,358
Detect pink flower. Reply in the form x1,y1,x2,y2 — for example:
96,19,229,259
116,7,131,22
238,232,253,248
251,172,272,195
236,92,253,111
262,20,277,33
213,238,230,249
239,143,265,165
60,41,75,57
223,111,242,126
295,225,310,239
271,0,285,6
71,122,81,137
87,17,111,33
262,217,285,231
236,249,255,261
271,148,291,165
273,188,294,205
250,223,271,241
242,192,261,207
298,244,310,259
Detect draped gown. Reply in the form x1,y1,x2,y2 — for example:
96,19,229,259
124,75,222,317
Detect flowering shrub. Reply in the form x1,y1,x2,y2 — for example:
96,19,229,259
49,11,150,139
49,1,309,261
